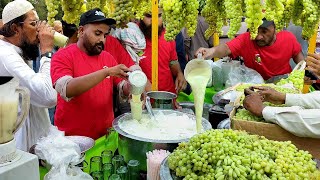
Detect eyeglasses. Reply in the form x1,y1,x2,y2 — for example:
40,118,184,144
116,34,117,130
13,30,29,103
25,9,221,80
19,20,40,27
144,13,162,18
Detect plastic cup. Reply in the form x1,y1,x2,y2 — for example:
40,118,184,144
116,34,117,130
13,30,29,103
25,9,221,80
54,31,68,47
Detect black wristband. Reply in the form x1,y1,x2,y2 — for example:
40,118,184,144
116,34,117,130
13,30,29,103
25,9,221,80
41,51,53,58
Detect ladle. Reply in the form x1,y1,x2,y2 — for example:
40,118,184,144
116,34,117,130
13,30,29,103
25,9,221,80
145,96,155,120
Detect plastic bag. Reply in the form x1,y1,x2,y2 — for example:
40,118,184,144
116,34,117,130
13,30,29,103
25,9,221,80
212,59,224,91
35,126,93,180
226,65,264,87
44,166,92,180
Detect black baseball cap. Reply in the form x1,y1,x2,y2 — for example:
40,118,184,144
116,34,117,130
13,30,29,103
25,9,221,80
79,8,116,26
259,18,275,28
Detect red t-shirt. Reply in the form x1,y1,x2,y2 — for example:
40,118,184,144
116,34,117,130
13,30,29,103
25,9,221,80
51,44,122,139
139,31,178,93
226,31,302,80
105,35,135,67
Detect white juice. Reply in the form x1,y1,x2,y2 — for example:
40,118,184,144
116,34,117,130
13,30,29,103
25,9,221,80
130,94,142,120
119,111,198,140
0,96,18,143
186,68,211,133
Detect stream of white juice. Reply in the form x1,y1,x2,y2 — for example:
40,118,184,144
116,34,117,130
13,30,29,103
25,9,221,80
186,68,211,133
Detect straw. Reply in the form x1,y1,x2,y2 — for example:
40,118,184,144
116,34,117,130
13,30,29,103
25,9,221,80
146,149,170,180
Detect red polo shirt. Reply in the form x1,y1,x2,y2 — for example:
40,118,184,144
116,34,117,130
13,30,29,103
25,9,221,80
139,30,178,93
51,44,122,139
226,31,302,80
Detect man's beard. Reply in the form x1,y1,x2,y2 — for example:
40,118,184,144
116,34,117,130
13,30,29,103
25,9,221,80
139,20,164,39
20,37,40,61
83,34,104,56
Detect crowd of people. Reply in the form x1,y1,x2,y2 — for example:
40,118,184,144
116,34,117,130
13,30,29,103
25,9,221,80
0,0,319,153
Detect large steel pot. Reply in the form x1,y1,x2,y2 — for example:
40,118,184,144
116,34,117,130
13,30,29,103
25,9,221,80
112,109,212,171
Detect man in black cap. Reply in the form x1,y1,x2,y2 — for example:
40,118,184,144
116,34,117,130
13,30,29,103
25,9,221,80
196,19,304,81
51,8,132,139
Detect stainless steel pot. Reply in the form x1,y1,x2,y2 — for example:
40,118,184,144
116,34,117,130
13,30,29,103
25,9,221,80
112,109,212,171
146,91,177,109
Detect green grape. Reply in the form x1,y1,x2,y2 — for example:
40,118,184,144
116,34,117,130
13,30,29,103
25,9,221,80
86,0,100,10
201,0,226,40
279,0,294,29
168,129,318,179
61,0,83,25
292,0,304,26
45,0,60,25
265,0,284,31
300,0,320,39
184,0,199,38
245,0,264,39
134,0,151,20
159,0,185,41
234,108,264,121
224,0,243,38
108,0,134,28
276,70,305,91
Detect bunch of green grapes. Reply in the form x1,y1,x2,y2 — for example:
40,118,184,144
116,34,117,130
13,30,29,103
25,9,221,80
300,0,320,39
134,0,151,20
279,0,294,29
160,0,185,41
202,0,226,40
86,0,100,10
45,0,60,25
198,0,206,11
291,0,303,26
244,0,264,39
110,0,134,28
277,70,305,91
100,0,108,15
61,0,83,25
234,108,264,121
184,0,199,38
168,129,318,179
224,0,244,38
265,0,284,31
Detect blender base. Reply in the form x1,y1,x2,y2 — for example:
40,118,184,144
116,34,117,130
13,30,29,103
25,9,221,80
0,150,39,180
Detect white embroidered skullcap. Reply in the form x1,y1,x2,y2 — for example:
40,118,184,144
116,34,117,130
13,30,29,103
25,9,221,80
2,0,34,25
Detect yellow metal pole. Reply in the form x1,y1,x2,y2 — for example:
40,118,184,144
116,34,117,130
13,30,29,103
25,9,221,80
151,0,159,91
213,33,220,61
308,25,318,54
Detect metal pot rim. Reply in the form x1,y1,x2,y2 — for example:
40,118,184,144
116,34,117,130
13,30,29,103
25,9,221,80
112,109,212,143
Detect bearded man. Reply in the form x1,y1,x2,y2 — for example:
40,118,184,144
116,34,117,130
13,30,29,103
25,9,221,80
138,9,187,107
51,8,132,139
0,0,57,151
196,19,304,80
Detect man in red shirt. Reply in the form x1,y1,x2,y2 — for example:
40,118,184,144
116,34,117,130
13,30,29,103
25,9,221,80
138,10,187,95
196,20,304,80
51,8,131,139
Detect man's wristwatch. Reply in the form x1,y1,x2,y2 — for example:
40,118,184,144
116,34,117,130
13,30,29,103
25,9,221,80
41,51,54,58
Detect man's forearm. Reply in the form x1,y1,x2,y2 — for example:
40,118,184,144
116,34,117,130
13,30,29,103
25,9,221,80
262,106,320,138
170,61,183,77
66,68,109,98
212,44,232,59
